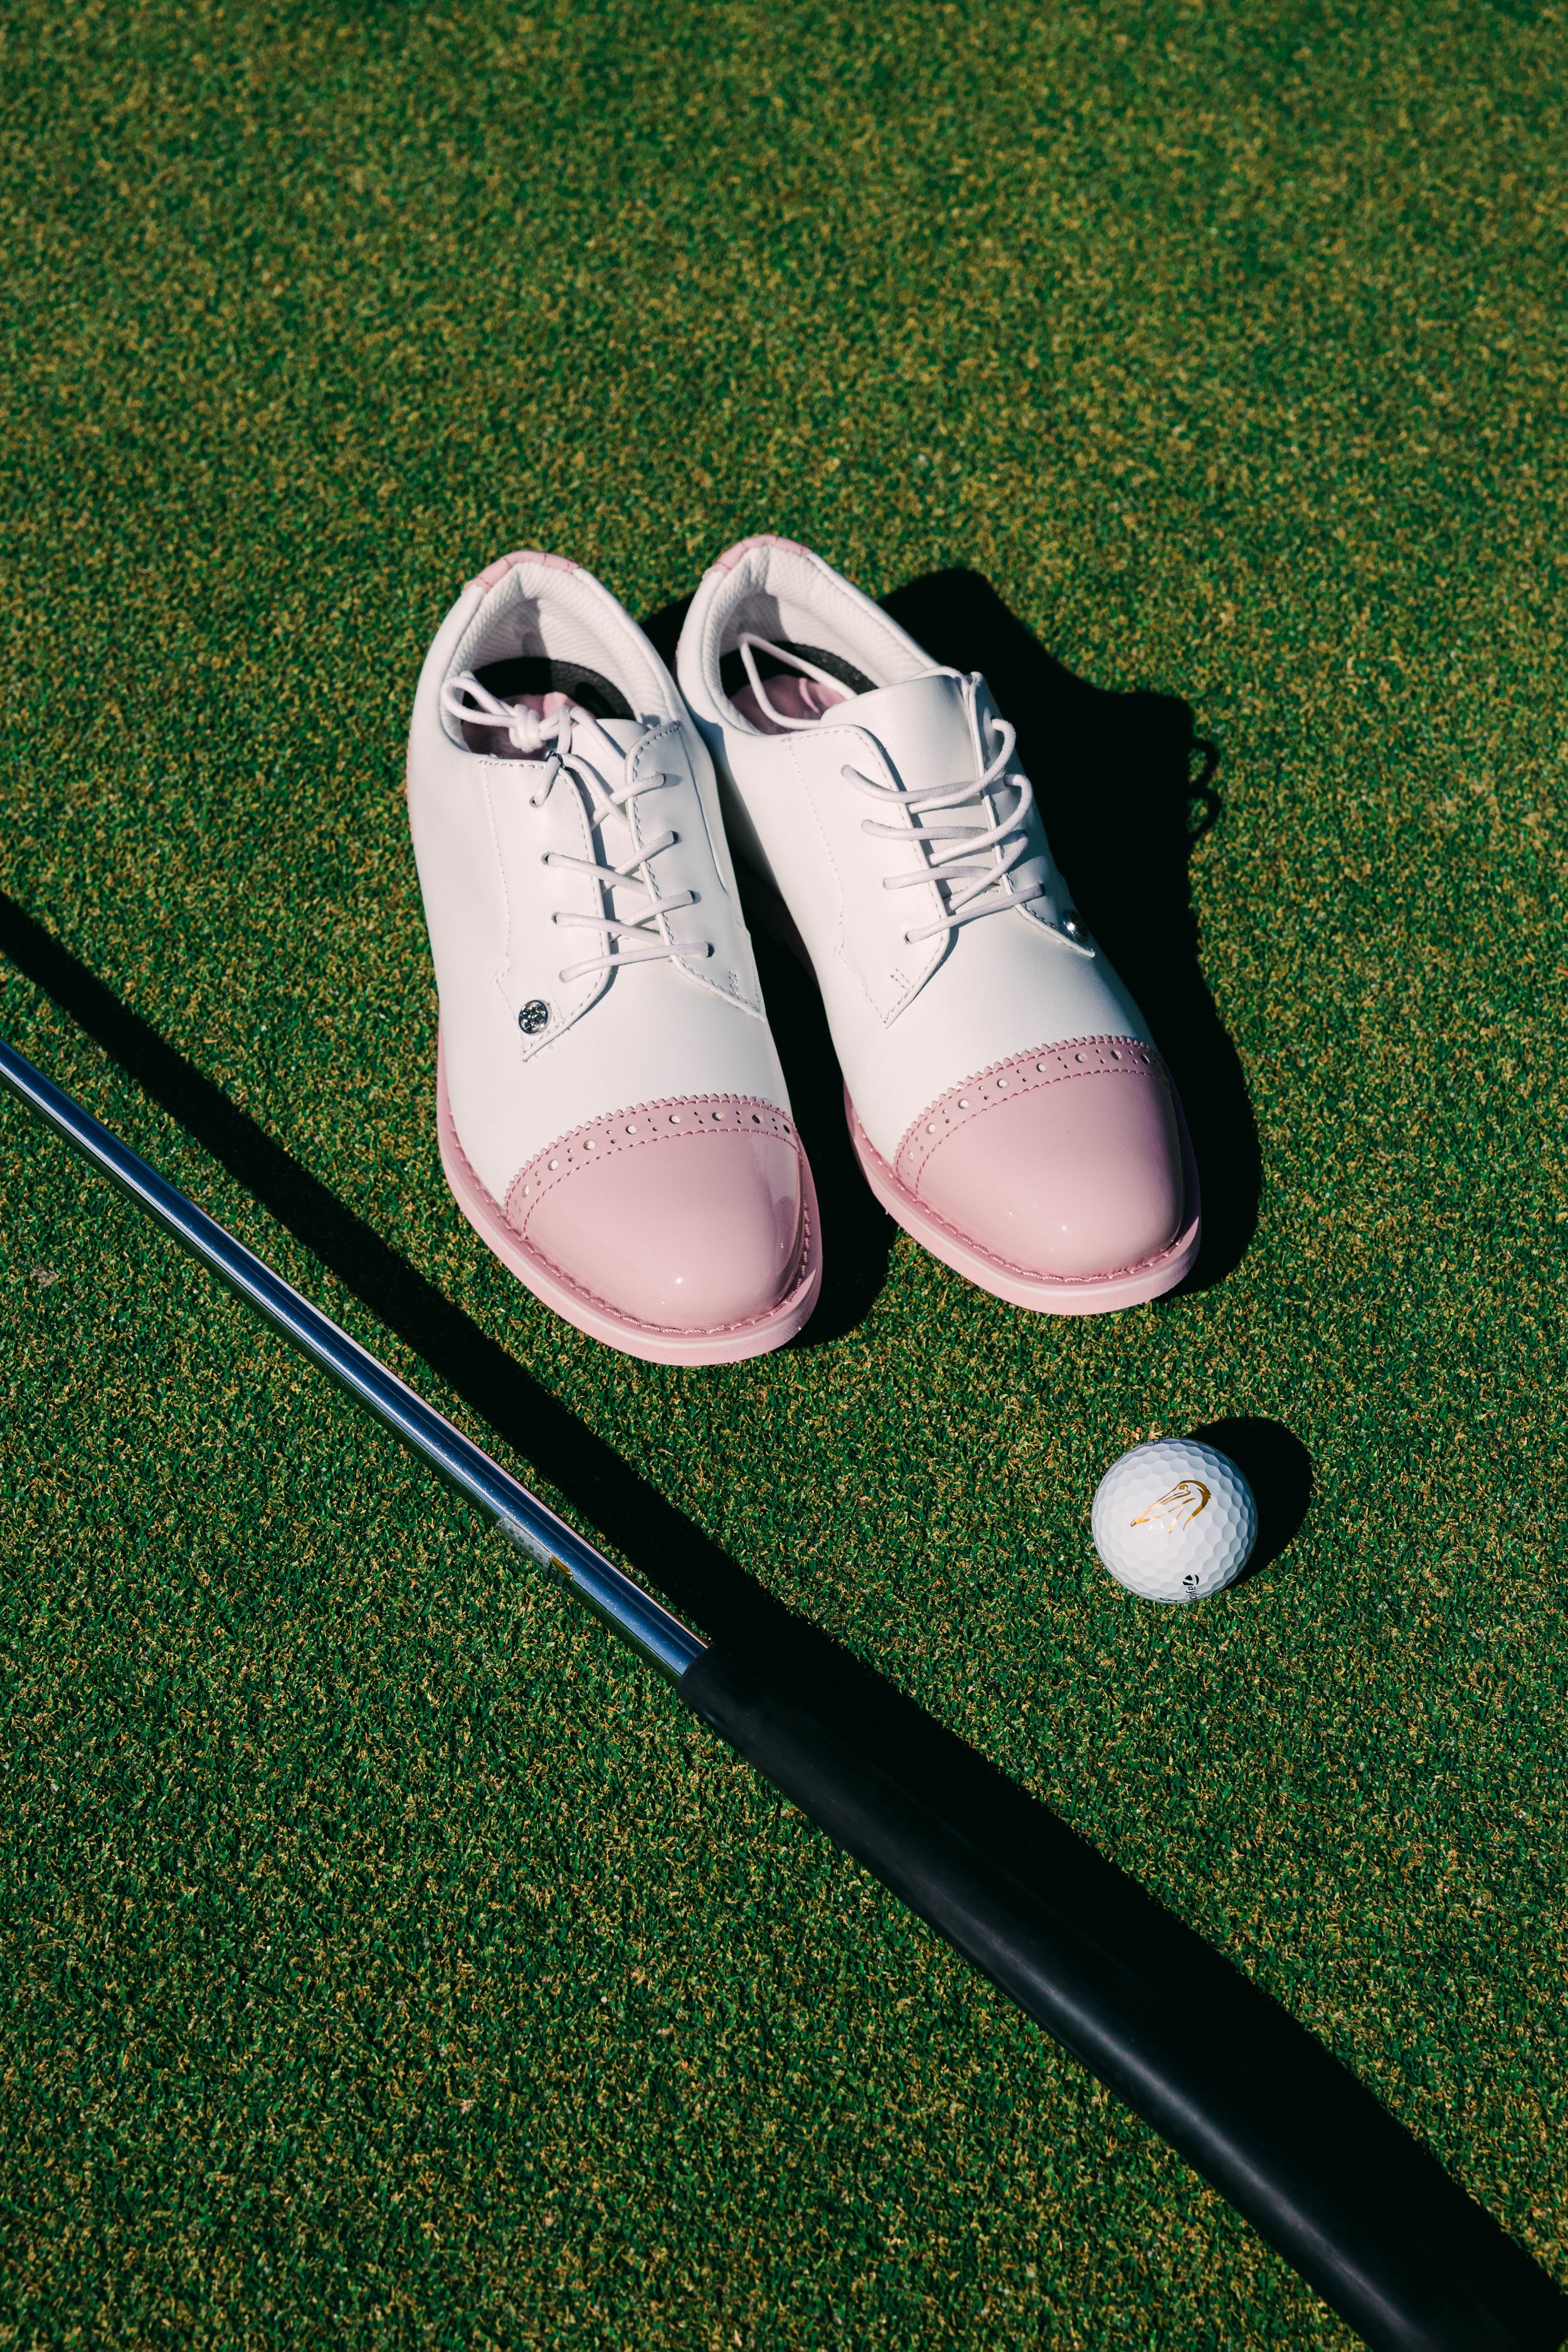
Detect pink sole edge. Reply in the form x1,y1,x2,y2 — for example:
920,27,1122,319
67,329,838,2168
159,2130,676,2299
738,869,1204,1314
436,1035,824,1365
845,1088,1202,1315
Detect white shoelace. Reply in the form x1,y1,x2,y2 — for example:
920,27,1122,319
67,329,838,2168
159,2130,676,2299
441,673,712,983
850,716,1046,942
735,633,848,728
739,637,1046,944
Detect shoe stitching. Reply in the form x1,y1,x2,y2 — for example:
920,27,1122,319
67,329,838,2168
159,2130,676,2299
442,1091,814,1338
858,1082,1191,1287
894,1036,1172,1194
866,1116,1190,1284
506,1096,798,1223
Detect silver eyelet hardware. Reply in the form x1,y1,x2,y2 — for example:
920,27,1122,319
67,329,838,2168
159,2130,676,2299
518,1000,550,1036
1060,909,1088,945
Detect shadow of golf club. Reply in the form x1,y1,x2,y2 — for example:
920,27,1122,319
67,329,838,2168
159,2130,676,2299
0,881,1169,1882
0,884,1302,1954
3,885,1554,2346
0,884,1125,1831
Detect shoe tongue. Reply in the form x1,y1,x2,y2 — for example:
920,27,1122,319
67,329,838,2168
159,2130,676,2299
575,715,647,759
817,671,977,787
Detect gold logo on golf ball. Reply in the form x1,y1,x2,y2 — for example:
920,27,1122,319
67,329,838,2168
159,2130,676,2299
1130,1478,1211,1533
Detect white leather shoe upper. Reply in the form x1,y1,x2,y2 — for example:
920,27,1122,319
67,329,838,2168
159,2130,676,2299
408,549,820,1358
411,551,790,1202
675,536,1152,1161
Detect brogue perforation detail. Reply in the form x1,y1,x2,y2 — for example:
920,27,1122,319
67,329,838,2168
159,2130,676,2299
506,1096,798,1231
894,1036,1170,1195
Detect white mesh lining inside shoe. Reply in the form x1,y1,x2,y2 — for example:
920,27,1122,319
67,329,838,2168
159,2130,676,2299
700,543,934,731
443,561,677,748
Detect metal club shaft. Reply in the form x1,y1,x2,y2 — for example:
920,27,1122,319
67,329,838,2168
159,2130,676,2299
0,1037,705,1683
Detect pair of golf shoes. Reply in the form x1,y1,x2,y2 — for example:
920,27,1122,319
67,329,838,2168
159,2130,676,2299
407,536,1200,1364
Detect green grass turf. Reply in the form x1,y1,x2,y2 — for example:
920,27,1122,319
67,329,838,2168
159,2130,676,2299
2,0,1567,2341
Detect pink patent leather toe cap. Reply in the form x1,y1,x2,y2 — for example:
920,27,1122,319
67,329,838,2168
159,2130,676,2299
506,1099,807,1333
898,1040,1187,1281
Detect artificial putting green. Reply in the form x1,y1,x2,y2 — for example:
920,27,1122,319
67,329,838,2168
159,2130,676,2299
3,0,1567,2343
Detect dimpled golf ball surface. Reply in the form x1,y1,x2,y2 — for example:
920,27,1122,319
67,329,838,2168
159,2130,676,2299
1091,1439,1258,1604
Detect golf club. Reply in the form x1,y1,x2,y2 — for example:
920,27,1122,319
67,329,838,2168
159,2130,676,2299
3,1030,1562,2352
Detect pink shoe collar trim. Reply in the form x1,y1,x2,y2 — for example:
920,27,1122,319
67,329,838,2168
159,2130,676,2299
709,533,812,576
467,548,579,591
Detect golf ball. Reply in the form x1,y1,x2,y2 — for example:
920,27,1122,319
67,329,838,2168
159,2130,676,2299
1091,1438,1257,1604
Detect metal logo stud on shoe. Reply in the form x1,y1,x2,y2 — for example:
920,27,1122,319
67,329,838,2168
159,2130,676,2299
518,1000,550,1035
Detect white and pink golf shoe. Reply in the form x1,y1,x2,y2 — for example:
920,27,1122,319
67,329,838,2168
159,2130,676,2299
408,550,821,1363
676,536,1199,1314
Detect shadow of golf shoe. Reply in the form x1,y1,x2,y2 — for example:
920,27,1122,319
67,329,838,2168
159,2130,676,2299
1189,1414,1315,1583
497,1095,818,1354
879,568,1261,1294
642,593,898,1347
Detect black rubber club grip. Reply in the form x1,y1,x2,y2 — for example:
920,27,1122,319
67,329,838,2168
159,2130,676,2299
678,1645,1567,2352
